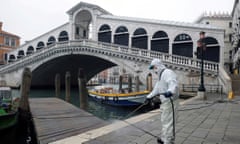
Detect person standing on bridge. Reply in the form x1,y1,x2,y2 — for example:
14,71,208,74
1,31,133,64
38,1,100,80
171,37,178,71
145,58,179,144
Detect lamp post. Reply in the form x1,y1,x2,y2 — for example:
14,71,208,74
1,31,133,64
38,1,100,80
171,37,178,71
197,31,206,100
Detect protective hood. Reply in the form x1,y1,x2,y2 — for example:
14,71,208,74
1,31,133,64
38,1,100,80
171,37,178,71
149,59,166,74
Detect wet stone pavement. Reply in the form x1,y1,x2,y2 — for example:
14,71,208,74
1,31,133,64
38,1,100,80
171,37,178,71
82,94,240,144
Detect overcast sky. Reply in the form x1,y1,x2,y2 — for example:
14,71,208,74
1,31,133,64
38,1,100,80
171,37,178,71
0,0,235,44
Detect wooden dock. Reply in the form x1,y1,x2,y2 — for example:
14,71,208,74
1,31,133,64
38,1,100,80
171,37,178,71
29,98,107,144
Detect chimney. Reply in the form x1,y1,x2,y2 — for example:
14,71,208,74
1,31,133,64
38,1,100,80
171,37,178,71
0,22,2,31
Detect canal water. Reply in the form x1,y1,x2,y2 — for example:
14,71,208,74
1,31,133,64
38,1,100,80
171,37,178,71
12,84,149,121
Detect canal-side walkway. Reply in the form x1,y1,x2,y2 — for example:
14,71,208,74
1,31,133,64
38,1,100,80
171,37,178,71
51,94,240,144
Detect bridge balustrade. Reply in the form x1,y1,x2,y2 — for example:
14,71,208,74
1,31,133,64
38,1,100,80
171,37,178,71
0,39,219,75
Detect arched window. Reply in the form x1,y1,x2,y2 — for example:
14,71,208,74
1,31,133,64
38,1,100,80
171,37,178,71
132,28,148,49
17,50,25,59
172,33,193,57
151,31,169,53
197,37,220,62
47,36,56,46
8,54,16,62
26,46,34,55
98,24,111,43
58,31,69,42
36,41,45,50
114,26,129,46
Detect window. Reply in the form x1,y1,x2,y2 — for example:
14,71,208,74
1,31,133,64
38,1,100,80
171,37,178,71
229,22,232,28
11,38,16,47
229,34,232,42
4,37,9,46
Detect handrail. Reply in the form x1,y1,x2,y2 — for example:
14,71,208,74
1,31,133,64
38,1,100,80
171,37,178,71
182,84,223,94
0,39,219,74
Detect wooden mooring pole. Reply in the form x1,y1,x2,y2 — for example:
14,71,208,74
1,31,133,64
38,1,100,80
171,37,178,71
146,73,152,91
55,73,61,98
78,68,88,110
19,67,32,112
119,75,123,92
18,67,34,144
65,71,71,102
135,75,140,92
128,75,132,93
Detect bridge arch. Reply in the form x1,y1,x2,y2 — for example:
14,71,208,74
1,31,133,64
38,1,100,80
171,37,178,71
132,28,148,49
98,24,111,43
151,31,169,53
114,26,129,46
172,33,193,57
47,36,56,46
36,41,45,51
17,50,25,59
26,46,34,55
58,31,69,42
74,10,93,39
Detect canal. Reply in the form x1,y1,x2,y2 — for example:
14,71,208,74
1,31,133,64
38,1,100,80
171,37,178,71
12,84,149,121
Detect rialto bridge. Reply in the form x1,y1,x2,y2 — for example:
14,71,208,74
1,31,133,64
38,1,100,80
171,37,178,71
0,2,231,93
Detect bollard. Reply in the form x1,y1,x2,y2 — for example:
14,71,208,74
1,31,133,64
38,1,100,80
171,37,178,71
65,71,71,102
146,73,152,91
119,75,123,93
78,68,88,109
55,73,61,98
135,75,140,92
128,75,132,93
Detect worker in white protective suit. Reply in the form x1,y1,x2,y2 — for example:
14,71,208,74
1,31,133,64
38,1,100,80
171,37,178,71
145,58,179,144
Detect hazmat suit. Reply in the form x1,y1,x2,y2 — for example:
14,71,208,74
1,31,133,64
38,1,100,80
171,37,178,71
146,58,179,144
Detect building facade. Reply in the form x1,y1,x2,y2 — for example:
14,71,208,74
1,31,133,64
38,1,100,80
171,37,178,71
195,12,233,73
232,0,240,74
0,22,20,64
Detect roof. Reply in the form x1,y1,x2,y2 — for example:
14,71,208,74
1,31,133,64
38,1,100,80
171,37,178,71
0,30,20,38
99,15,224,31
67,2,112,15
195,12,232,23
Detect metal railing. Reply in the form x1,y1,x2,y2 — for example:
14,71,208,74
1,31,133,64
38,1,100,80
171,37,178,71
182,84,223,94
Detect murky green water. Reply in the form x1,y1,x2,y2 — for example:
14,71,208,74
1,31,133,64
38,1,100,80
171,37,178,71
12,84,148,121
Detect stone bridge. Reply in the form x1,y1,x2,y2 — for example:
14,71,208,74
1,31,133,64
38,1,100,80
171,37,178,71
0,2,232,93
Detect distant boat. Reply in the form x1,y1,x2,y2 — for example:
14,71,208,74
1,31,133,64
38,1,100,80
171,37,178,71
0,87,18,131
89,87,150,107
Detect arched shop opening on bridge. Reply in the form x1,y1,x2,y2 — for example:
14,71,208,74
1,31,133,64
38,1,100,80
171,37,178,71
132,28,148,49
172,33,193,58
114,26,129,46
27,46,34,55
47,36,56,46
17,50,25,59
36,41,45,51
98,24,111,43
198,37,220,62
151,31,169,53
58,31,69,42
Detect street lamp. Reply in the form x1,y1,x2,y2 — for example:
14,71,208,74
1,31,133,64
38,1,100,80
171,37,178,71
196,31,206,99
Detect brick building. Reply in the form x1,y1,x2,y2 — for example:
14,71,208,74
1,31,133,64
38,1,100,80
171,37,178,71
0,22,20,64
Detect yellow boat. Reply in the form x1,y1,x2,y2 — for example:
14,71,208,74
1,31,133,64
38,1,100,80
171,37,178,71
88,90,150,107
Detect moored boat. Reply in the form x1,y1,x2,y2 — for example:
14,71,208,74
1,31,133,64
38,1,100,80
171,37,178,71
0,87,18,131
89,88,150,107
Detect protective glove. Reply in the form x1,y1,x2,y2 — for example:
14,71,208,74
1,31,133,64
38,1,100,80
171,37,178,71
144,98,152,105
163,91,173,98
